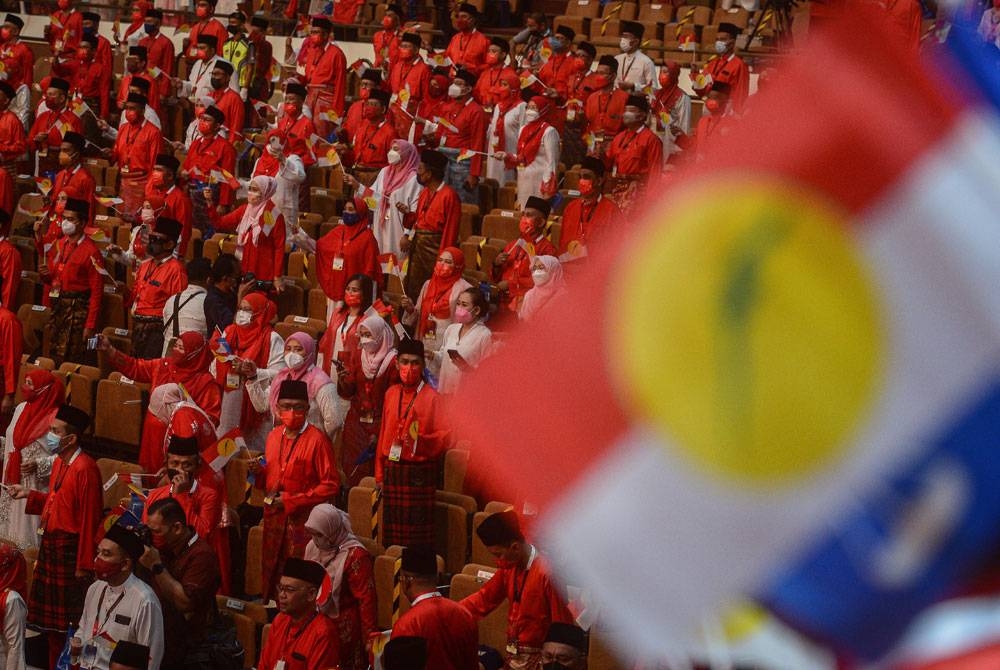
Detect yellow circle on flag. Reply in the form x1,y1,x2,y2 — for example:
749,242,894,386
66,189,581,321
217,438,238,457
613,181,883,485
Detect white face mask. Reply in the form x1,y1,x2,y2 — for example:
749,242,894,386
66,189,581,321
447,83,463,98
359,335,378,351
266,139,282,156
524,109,539,122
622,110,639,125
387,149,401,164
60,220,77,236
140,206,155,223
715,40,729,54
619,37,633,52
234,309,252,326
284,351,305,369
531,268,550,286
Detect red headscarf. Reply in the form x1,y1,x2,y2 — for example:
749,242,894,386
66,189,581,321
655,62,683,111
6,370,65,485
230,292,277,369
417,246,465,338
516,96,552,167
170,331,214,376
492,71,523,150
0,544,26,629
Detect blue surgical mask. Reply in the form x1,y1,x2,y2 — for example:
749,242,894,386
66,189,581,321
549,36,564,50
342,212,361,225
43,431,63,454
143,23,156,35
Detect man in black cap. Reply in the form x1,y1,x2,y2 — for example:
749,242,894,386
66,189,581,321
691,22,750,112
558,155,620,258
616,20,656,93
257,558,341,670
401,148,461,298
222,11,250,89
537,25,578,120
81,11,113,80
27,77,82,175
343,68,385,140
542,623,588,670
446,3,490,74
41,197,105,365
605,94,663,210
35,130,94,242
109,92,164,220
387,31,431,138
126,217,188,357
422,69,485,204
375,338,449,548
300,15,348,138
119,46,162,115
276,81,317,165
78,524,164,670
180,104,237,224
383,636,428,670
695,80,735,156
348,88,397,173
146,154,194,255
209,59,244,135
0,14,33,112
138,8,176,98
246,15,273,103
185,0,228,65
462,510,574,670
110,641,152,670
391,546,478,670
250,379,339,601
71,34,110,121
493,195,558,313
0,81,26,176
474,36,515,110
374,4,405,69
10,404,102,668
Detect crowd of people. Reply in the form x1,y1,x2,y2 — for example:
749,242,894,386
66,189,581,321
0,0,946,667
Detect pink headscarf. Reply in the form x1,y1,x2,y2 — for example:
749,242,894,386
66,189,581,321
360,315,396,379
375,140,420,228
267,332,333,417
303,503,366,617
237,175,278,246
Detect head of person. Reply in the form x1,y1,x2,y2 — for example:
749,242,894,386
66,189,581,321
126,46,149,74
210,253,241,294
364,89,390,122
476,510,528,569
164,434,202,480
277,558,326,619
619,21,644,53
56,0,72,12
46,404,90,456
398,546,438,603
194,0,215,20
147,217,180,258
211,60,234,91
595,55,617,89
151,153,180,190
304,503,354,551
170,332,209,374
143,8,162,35
383,636,428,670
659,61,681,90
705,81,731,115
341,196,369,226
382,3,403,30
453,3,478,32
60,131,85,168
196,34,217,61
487,37,509,67
276,379,309,431
81,11,100,37
21,369,58,403
1,14,23,42
531,255,563,289
95,525,144,585
577,156,604,198
236,291,276,328
123,92,148,126
433,247,464,281
449,70,476,100
454,287,487,325
249,15,268,37
573,41,596,73
282,331,315,372
525,12,547,37
428,70,450,99
495,71,520,102
542,623,589,670
77,35,96,61
310,16,332,46
417,149,448,186
283,82,307,117
520,197,551,239
61,198,89,238
525,95,549,124
227,11,246,36
186,257,211,288
146,497,190,555
358,69,382,100
342,273,375,311
247,176,277,208
399,32,421,61
622,94,649,128
387,139,414,167
550,24,575,53
198,105,225,137
716,22,740,55
396,338,425,387
0,82,13,112
129,76,152,102
46,77,70,111
0,545,25,608
108,641,150,670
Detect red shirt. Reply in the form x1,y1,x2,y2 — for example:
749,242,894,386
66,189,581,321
118,73,162,113
182,134,237,205
277,113,317,166
131,256,188,317
0,307,21,395
436,97,487,177
558,195,620,254
0,110,26,166
28,107,83,152
210,87,245,137
388,57,431,139
302,41,347,116
315,224,381,301
212,201,286,281
143,480,222,544
0,40,33,90
25,449,103,573
138,32,176,98
258,424,340,515
112,119,162,180
473,65,517,109
445,29,490,75
583,88,629,139
375,383,449,482
49,9,83,55
494,235,558,311
604,126,663,180
695,54,750,113
372,28,401,68
257,611,341,670
410,183,461,251
392,593,479,670
50,235,104,329
0,238,22,310
351,118,397,169
151,185,193,255
332,0,364,23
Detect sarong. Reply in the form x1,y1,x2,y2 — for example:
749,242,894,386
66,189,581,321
131,315,165,359
46,292,91,366
402,230,441,302
383,459,438,549
27,530,90,633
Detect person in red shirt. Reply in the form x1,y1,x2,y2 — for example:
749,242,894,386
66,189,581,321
181,105,236,229
10,404,101,669
604,94,664,211
302,16,347,138
28,78,83,177
348,89,397,172
583,55,629,159
0,14,33,95
426,69,485,204
41,198,104,365
251,380,340,601
117,47,162,114
536,25,578,134
129,217,188,357
109,92,162,220
34,132,94,258
277,82,317,167
146,154,193,254
559,155,620,258
388,32,431,140
401,149,461,299
81,12,112,80
246,16,273,106
342,69,384,143
256,558,342,670
562,41,599,168
70,35,108,119
445,3,490,75
332,0,365,33
210,175,285,284
493,196,558,314
0,209,21,310
0,292,21,411
694,80,735,158
373,3,404,69
185,0,228,65
691,22,750,114
391,546,479,670
461,511,574,668
208,59,245,137
139,9,175,100
473,37,517,112
315,197,381,303
374,338,450,549
47,0,84,79
0,82,26,175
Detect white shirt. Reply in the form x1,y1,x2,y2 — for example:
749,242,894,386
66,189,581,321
435,321,493,394
77,574,164,670
161,285,209,355
0,592,25,670
615,50,657,92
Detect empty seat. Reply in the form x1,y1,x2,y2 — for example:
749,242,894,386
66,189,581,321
482,212,521,242
96,458,145,511
277,314,325,341
94,375,146,449
245,524,263,599
16,304,49,357
639,1,675,23
443,448,470,493
565,0,601,18
435,500,470,575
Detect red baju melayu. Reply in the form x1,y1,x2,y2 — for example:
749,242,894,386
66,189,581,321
375,381,449,548
0,39,33,90
693,54,750,113
583,88,629,143
0,109,26,170
185,18,228,61
277,113,317,166
392,592,479,670
473,65,517,111
209,87,245,137
48,235,103,329
333,0,364,23
402,182,462,299
138,32,176,99
143,480,222,548
0,236,19,310
388,56,430,140
604,125,663,210
182,134,237,208
558,194,620,255
445,29,490,75
112,119,162,217
350,118,397,170
302,41,347,135
28,108,83,155
212,201,286,282
0,307,22,394
70,56,109,119
256,423,340,600
131,255,188,317
144,183,193,255
536,53,577,132
257,611,341,670
337,348,398,487
435,97,487,178
495,234,558,312
315,224,381,302
118,73,161,113
372,28,401,68
48,10,83,75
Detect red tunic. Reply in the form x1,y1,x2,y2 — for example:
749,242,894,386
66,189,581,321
0,307,22,395
436,97,487,177
392,592,479,670
317,545,377,670
112,119,162,182
28,108,83,154
118,73,161,113
138,32,176,99
388,57,430,139
338,352,399,486
410,183,461,252
143,480,222,545
445,29,490,75
209,87,245,137
186,19,228,61
131,256,188,317
143,184,193,255
694,54,750,113
536,54,577,132
473,65,517,110
558,195,620,254
583,88,629,139
50,236,104,329
182,135,237,206
0,238,23,310
0,110,26,166
212,202,286,281
350,119,397,169
372,28,401,68
277,113,317,166
0,40,33,90
257,611,341,670
604,126,663,180
461,553,574,650
71,57,110,118
25,449,102,573
302,41,348,118
315,224,382,302
374,383,449,483
494,235,558,312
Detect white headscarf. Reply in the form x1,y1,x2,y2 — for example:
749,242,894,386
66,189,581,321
519,255,566,321
303,504,367,617
237,175,279,246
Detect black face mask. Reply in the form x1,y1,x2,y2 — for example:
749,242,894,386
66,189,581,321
210,77,226,90
83,26,95,37
227,25,239,35
165,468,180,481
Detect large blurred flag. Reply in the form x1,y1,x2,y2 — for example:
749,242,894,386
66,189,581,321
453,7,1000,664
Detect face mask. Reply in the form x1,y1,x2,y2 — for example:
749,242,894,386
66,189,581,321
284,352,305,369
433,261,454,278
381,15,393,28
398,363,422,386
57,0,70,9
519,216,535,238
0,28,11,41
622,110,638,125
705,98,721,114
143,23,156,34
197,119,213,135
659,73,672,87
93,557,124,582
60,220,77,236
76,48,89,60
577,177,594,196
387,149,401,164
151,532,169,550
362,105,379,120
359,87,371,100
47,97,64,111
210,77,226,90
311,34,325,46
549,36,564,50
279,409,307,430
131,11,142,21
453,306,474,324
454,17,470,31
58,151,72,167
43,431,63,453
20,384,38,401
165,468,180,481
715,40,729,54
344,292,362,307
532,268,551,286
524,109,539,122
359,335,378,351
148,239,167,256
125,109,141,124
571,56,586,71
399,45,414,59
341,211,361,225
126,61,141,73
486,52,499,65
227,25,239,35
196,48,208,60
594,74,611,89
149,171,166,187
619,37,633,51
83,26,95,37
234,309,253,326
283,102,299,117
195,5,209,18
447,83,463,98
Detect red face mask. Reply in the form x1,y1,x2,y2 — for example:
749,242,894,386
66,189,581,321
283,102,298,117
433,261,455,278
399,45,414,59
196,48,208,60
76,48,89,59
454,16,469,31
705,98,721,114
0,28,10,41
571,56,586,72
93,557,124,582
311,34,325,46
57,0,70,10
519,216,535,238
344,292,362,308
20,383,45,401
362,105,379,120
149,170,166,187
125,109,141,124
131,11,142,21
485,52,499,65
197,119,213,135
279,409,308,431
381,15,394,28
195,5,209,18
577,177,594,196
595,74,611,89
359,87,371,100
398,363,422,386
659,73,671,87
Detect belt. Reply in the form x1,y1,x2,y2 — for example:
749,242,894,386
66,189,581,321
57,290,90,299
132,314,164,323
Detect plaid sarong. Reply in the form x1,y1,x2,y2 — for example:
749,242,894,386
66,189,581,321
383,459,438,549
27,530,91,633
46,293,91,366
131,316,165,359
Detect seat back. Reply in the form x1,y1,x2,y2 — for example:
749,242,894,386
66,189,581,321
449,570,509,651
434,500,470,575
245,524,263,599
348,484,380,544
94,376,146,448
374,546,446,630
443,448,470,493
566,0,601,17
96,458,145,511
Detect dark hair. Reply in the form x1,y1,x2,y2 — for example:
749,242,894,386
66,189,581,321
211,253,241,283
187,257,211,283
461,287,488,319
344,274,376,311
527,12,547,25
147,497,187,526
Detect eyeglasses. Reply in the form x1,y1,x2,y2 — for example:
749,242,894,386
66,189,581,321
276,584,313,594
540,652,583,665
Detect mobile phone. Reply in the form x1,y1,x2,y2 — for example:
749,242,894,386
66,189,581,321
447,349,460,360
333,359,345,371
86,336,99,350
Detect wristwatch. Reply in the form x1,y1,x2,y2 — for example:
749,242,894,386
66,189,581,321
152,563,166,576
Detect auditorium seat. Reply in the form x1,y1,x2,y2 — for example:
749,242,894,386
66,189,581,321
450,566,508,651
460,203,481,242
443,447,470,493
310,188,341,222
639,1,675,23
713,6,751,27
602,1,638,20
482,212,521,242
297,212,323,239
16,304,49,357
307,288,328,321
435,500,471,575
94,373,147,449
590,17,620,40
273,277,307,320
497,184,517,211
565,0,601,18
96,458,144,511
245,524,263,599
348,483,380,544
676,5,714,26
374,546,446,630
275,314,325,342
83,158,106,187
554,15,587,39
14,270,40,309
12,194,43,235
59,362,100,423
202,237,221,263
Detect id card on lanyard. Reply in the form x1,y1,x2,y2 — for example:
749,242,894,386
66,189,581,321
38,447,81,536
389,382,423,462
264,430,303,506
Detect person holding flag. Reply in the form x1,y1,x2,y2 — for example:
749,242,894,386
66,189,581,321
343,88,398,176
690,22,750,113
0,14,34,128
252,130,307,229
313,197,382,306
28,78,82,177
603,94,663,211
388,32,431,141
138,9,175,101
485,71,525,186
301,16,348,138
342,69,385,147
558,156,620,259
109,92,162,221
69,35,109,123
422,69,485,205
209,175,286,288
400,246,470,353
473,37,517,112
145,154,193,255
351,138,422,260
373,4,405,70
445,4,490,75
651,61,692,163
400,149,461,300
411,70,451,147
583,56,629,159
492,196,558,315
495,95,560,208
46,0,84,79
562,41,599,168
177,34,227,106
181,105,237,229
276,82,317,167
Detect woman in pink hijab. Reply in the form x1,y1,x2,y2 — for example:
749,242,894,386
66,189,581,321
212,175,287,287
352,139,423,260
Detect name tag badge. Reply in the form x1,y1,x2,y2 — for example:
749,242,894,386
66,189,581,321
332,255,345,271
360,411,374,424
120,165,130,175
506,642,518,656
225,372,240,390
263,494,275,506
36,526,44,537
48,289,60,299
114,613,131,625
388,442,402,462
566,108,576,121
38,147,47,158
274,661,286,670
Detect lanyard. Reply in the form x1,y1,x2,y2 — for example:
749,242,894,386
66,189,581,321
395,382,424,443
276,430,304,491
339,314,359,347
41,448,80,530
512,565,531,604
91,585,128,639
338,225,368,255
621,55,635,80
616,128,642,154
